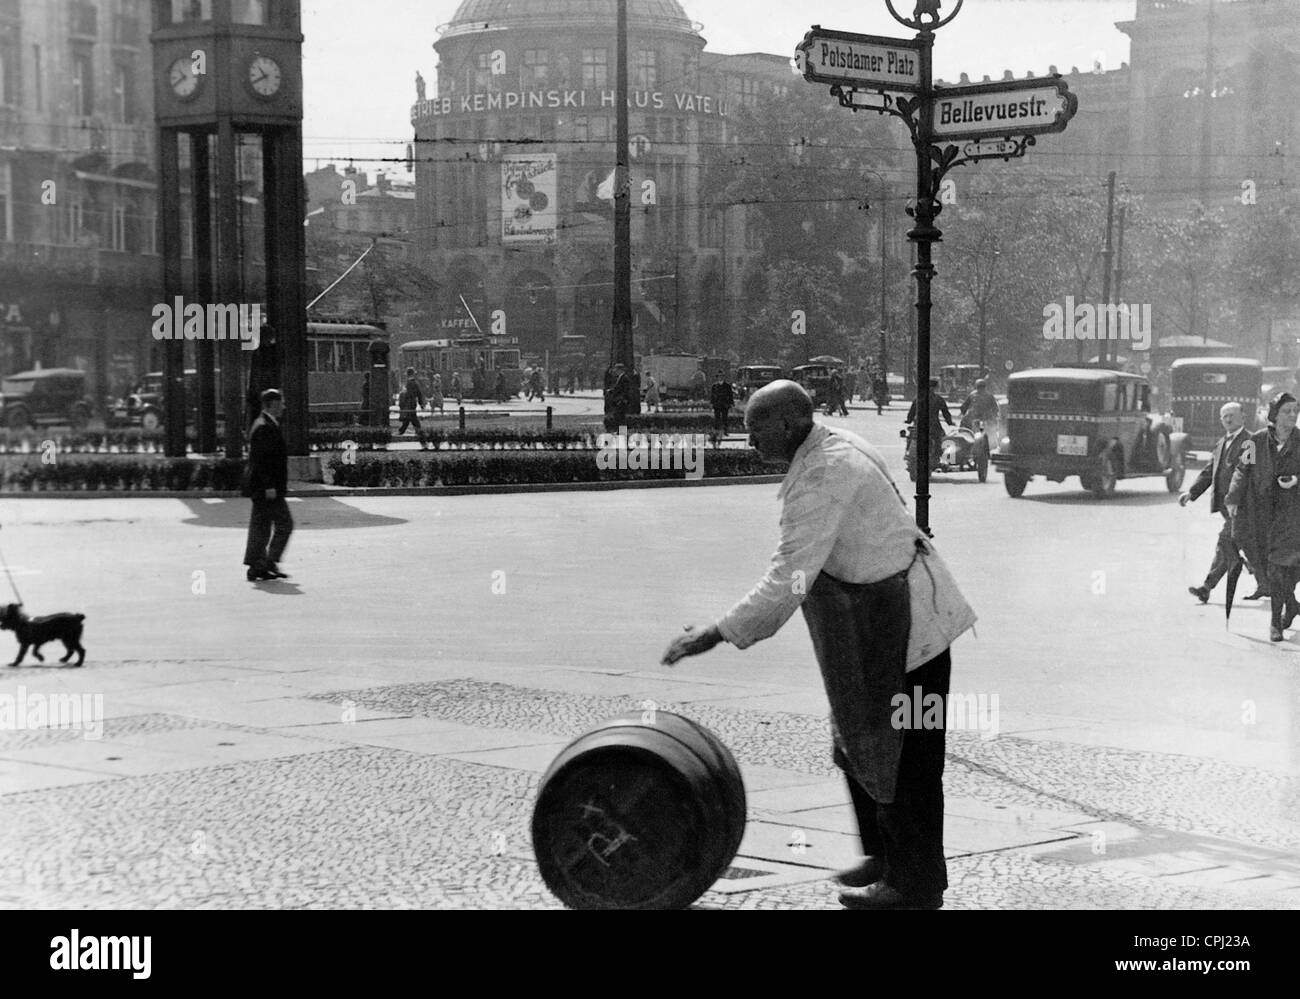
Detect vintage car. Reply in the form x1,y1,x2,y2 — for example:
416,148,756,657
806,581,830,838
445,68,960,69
902,420,992,482
990,367,1188,499
791,363,834,407
1169,357,1262,452
735,364,783,400
109,369,230,430
0,368,94,431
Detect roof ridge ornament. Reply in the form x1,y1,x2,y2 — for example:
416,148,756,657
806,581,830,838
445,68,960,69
885,0,963,32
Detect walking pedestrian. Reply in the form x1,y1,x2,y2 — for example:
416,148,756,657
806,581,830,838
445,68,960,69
645,373,661,413
242,389,294,582
607,363,631,424
872,372,890,416
396,367,425,436
430,372,445,415
495,369,507,403
451,370,463,406
530,366,545,402
662,381,975,910
710,372,735,435
1183,403,1260,604
906,378,954,470
1227,392,1300,641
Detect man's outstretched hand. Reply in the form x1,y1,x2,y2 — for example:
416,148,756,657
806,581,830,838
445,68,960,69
661,624,723,666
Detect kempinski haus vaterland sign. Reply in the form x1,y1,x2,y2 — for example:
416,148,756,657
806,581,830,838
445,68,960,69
795,0,1076,535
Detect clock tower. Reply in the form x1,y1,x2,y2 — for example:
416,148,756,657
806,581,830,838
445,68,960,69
150,0,308,459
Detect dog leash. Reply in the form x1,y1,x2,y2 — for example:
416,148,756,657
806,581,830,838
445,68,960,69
0,525,23,606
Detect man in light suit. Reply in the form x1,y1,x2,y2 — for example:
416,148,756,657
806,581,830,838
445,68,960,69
1181,402,1262,601
243,388,293,582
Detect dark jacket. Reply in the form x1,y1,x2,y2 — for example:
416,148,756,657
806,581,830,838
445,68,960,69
1188,427,1248,516
906,392,954,431
246,412,288,500
1226,427,1277,573
710,379,734,411
400,376,425,413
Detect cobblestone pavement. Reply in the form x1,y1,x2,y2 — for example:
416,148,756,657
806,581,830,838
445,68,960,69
0,675,1295,910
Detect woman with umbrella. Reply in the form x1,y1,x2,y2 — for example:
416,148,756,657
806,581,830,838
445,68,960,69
1226,392,1300,642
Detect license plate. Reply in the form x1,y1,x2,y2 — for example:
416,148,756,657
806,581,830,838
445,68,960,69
1057,434,1088,456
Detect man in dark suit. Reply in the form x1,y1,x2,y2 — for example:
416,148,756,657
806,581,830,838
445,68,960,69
243,388,293,582
1182,402,1261,601
709,372,735,434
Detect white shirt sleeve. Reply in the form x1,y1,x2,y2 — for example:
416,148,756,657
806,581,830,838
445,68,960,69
716,463,854,649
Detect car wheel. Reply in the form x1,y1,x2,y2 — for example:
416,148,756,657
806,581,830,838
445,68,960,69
6,406,30,431
1092,450,1119,499
1004,470,1028,497
976,450,989,482
69,403,91,431
1156,429,1172,469
140,410,162,432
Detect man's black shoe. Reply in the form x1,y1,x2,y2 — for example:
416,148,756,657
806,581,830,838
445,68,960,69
833,857,885,888
1244,589,1271,600
247,568,275,582
1188,585,1210,604
839,882,943,910
265,565,290,579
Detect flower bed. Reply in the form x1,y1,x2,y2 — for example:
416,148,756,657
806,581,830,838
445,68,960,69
0,429,186,455
0,456,245,492
311,427,598,451
326,450,787,488
602,413,742,435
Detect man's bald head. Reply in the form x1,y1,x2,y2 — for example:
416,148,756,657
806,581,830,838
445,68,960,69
1219,400,1245,434
746,380,815,461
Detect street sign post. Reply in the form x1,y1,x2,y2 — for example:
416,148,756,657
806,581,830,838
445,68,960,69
933,76,1077,140
795,0,1076,535
795,27,923,92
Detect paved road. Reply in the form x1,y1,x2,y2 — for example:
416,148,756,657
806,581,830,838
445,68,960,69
0,402,1296,909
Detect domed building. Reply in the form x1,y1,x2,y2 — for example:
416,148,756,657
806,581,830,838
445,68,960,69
409,0,794,363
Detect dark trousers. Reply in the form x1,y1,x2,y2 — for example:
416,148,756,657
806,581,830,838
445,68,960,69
713,407,729,434
1204,514,1242,591
397,412,421,435
844,648,951,899
1268,564,1300,629
244,497,294,570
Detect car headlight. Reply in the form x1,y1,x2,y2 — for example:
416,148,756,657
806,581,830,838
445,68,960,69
1000,437,1011,450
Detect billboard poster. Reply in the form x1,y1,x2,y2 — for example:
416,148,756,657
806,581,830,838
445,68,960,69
502,154,557,244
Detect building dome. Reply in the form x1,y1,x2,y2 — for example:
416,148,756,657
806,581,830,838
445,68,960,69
441,0,698,38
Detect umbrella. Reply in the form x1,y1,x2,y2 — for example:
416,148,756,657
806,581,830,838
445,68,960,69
1224,557,1243,628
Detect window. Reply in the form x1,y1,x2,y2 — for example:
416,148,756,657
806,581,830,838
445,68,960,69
523,49,548,87
589,116,609,140
171,0,211,22
71,50,93,116
232,0,267,25
634,50,657,90
470,53,493,91
147,212,157,254
0,161,11,242
681,52,698,87
113,63,135,122
111,203,126,251
31,44,40,110
701,208,722,248
573,116,589,141
0,34,17,106
581,48,607,89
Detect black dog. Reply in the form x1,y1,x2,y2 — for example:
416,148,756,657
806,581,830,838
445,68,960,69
0,603,86,667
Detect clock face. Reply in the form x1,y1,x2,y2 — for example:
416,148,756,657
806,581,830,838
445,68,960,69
248,55,282,97
168,56,202,99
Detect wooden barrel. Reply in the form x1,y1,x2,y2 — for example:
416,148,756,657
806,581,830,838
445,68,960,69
532,711,747,910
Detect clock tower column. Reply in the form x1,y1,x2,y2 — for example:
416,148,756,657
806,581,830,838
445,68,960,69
150,0,308,459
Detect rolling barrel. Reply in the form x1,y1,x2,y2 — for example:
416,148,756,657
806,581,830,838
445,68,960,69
532,711,747,910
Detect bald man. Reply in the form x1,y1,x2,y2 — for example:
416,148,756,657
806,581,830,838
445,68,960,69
1181,402,1263,602
662,381,975,910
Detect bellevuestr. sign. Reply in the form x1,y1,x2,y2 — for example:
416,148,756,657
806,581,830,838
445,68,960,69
796,27,923,92
931,76,1076,140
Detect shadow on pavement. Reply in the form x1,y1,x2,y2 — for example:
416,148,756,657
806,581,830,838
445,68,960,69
1007,490,1178,507
177,498,408,531
248,579,303,596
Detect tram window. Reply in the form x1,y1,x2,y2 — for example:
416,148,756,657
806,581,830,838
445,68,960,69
307,342,319,372
323,343,337,372
350,342,367,371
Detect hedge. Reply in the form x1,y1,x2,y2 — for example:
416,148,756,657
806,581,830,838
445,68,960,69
310,427,598,451
0,457,246,492
0,429,186,454
602,413,744,435
326,450,787,488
